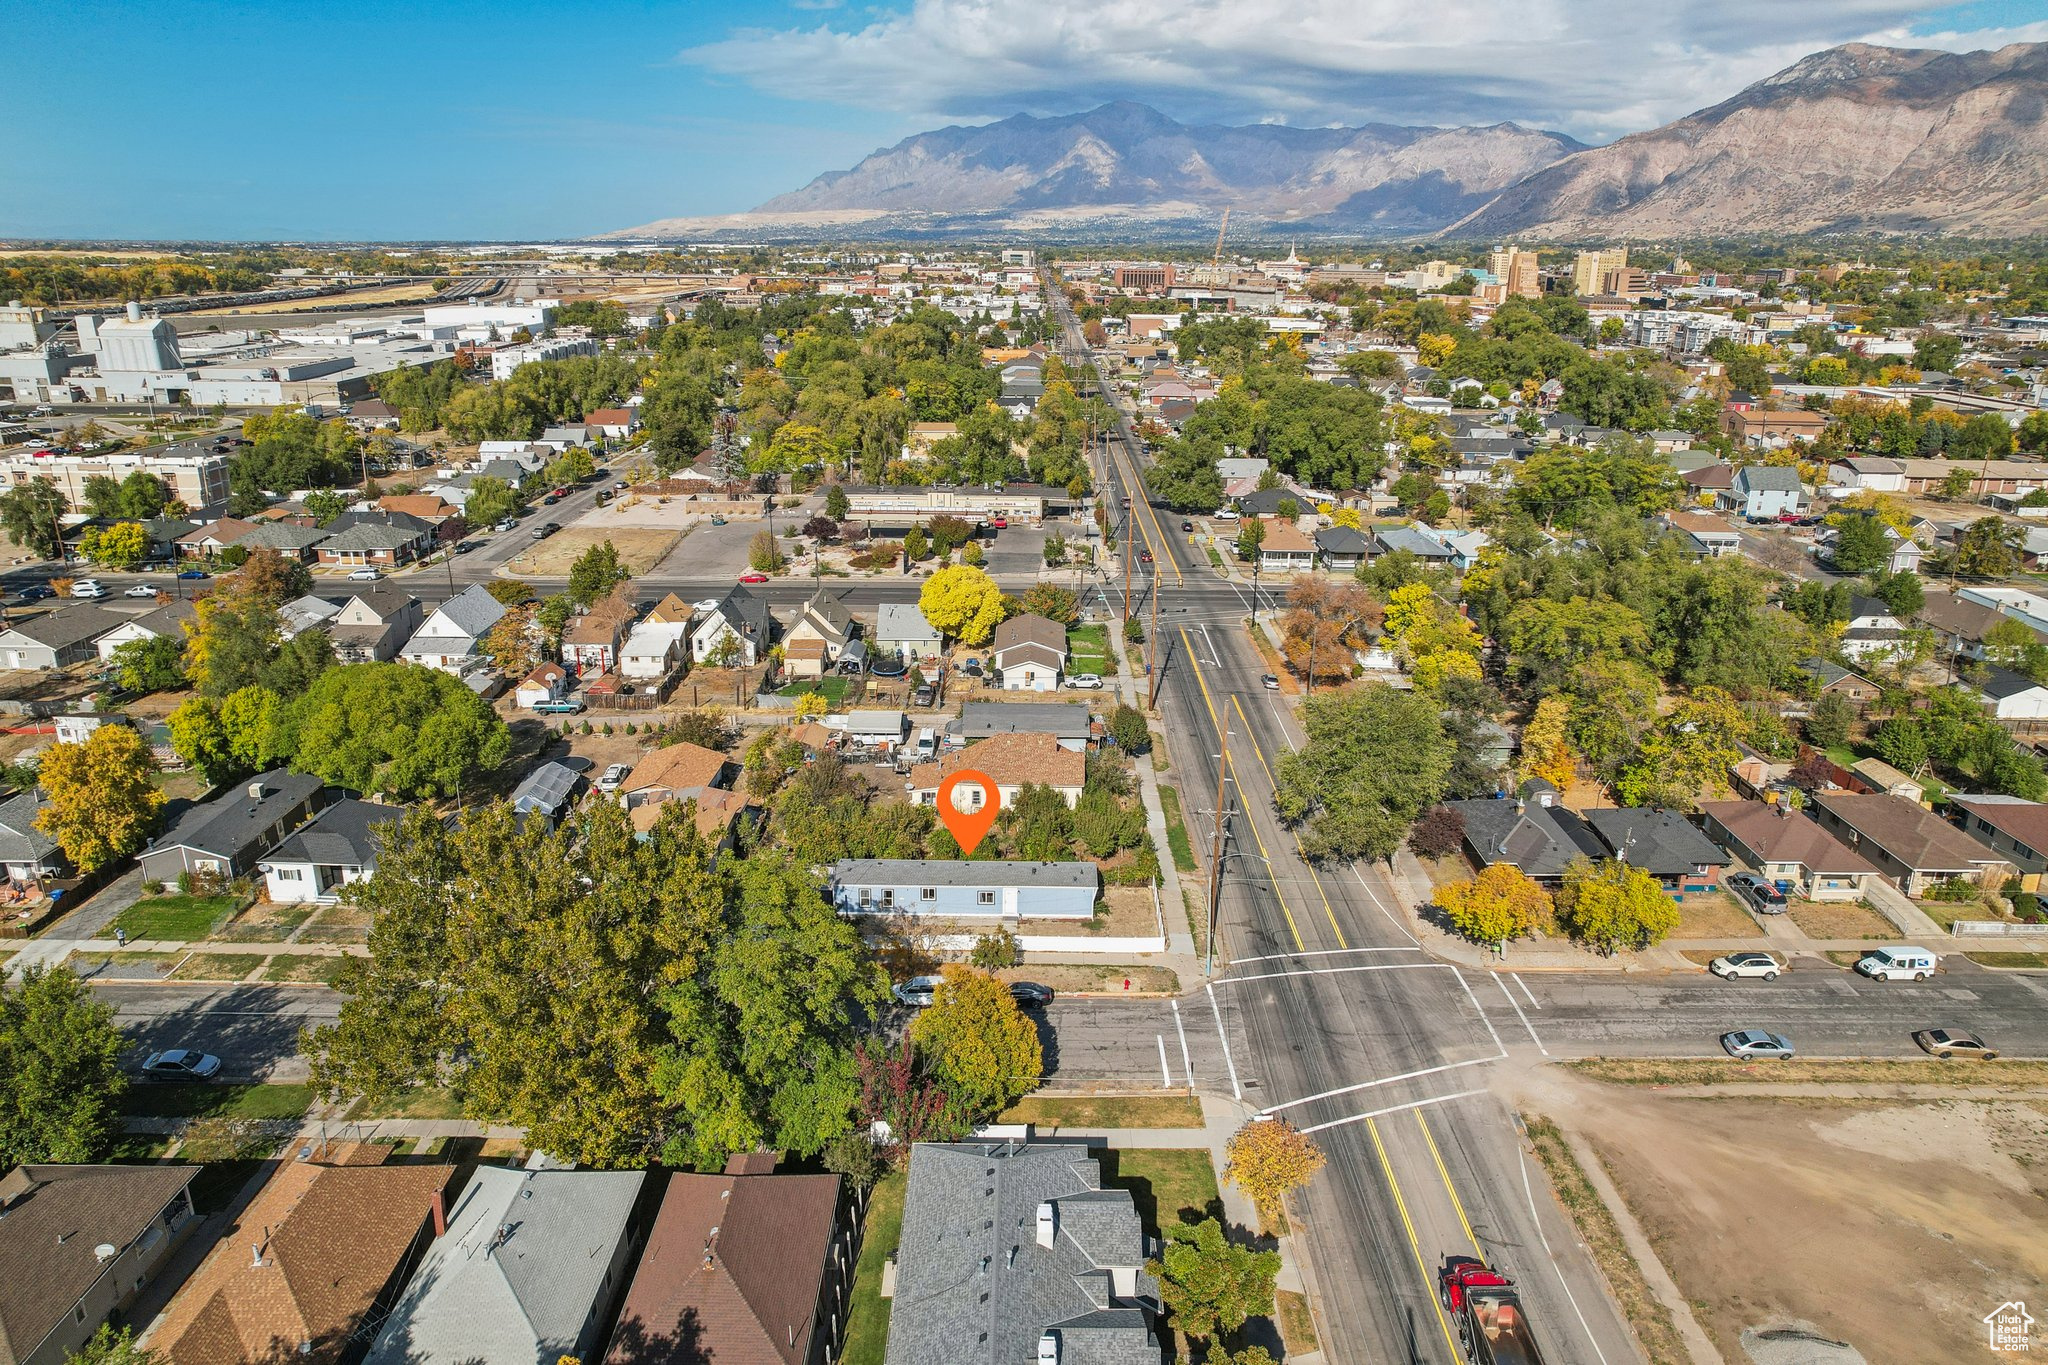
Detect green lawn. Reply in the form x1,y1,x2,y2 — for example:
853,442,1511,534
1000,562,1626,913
778,675,851,706
1067,623,1113,674
119,1083,314,1121
1969,951,2048,969
1099,1147,1223,1238
999,1095,1204,1128
351,1086,467,1121
841,1172,907,1365
1157,784,1198,873
96,894,242,942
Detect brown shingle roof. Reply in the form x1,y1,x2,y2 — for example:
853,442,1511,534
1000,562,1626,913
152,1152,451,1365
622,741,730,798
907,731,1085,794
605,1166,841,1365
1811,792,2001,872
1950,796,2048,856
1696,800,1878,875
992,612,1066,657
377,494,456,521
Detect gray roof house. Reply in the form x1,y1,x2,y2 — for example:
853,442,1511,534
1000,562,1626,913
884,1140,1160,1365
366,1167,645,1365
1446,782,1608,885
400,583,505,673
0,604,125,671
830,859,1098,920
785,588,857,661
278,593,342,639
1721,463,1805,520
690,584,772,667
875,602,942,662
954,701,1094,751
232,521,331,560
0,791,63,884
1580,808,1733,888
314,517,426,566
92,599,197,662
256,798,403,904
329,589,424,663
1314,525,1376,572
1371,525,1458,563
139,771,329,884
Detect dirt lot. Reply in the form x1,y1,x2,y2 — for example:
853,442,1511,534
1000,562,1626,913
501,525,678,577
1788,899,1901,940
1523,1068,2048,1363
1673,891,1763,938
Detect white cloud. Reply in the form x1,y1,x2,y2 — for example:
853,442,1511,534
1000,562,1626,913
680,0,2048,140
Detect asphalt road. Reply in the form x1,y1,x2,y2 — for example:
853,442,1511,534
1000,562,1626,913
98,982,340,1083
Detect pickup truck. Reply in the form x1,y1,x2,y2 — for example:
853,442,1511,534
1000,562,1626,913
1440,1258,1546,1365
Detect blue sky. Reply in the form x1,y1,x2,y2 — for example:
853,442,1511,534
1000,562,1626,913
3,0,2043,241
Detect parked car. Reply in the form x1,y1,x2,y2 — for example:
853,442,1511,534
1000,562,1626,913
541,492,563,505
140,1048,222,1081
531,698,584,715
1009,981,1055,1008
692,598,721,612
347,568,383,581
989,516,1008,530
1709,952,1784,981
595,762,632,794
1914,1027,1997,1059
1181,520,1194,532
453,540,476,554
1726,871,1788,914
1262,673,1280,691
175,569,209,580
911,685,936,708
1720,1029,1796,1059
738,571,769,584
550,486,570,499
1213,507,1240,521
892,975,944,1008
69,579,108,599
1856,946,1937,982
123,584,159,598
495,518,517,533
532,522,560,539
16,583,54,600
1068,673,1104,690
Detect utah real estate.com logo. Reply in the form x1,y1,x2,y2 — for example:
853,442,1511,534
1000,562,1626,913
1987,1302,2035,1352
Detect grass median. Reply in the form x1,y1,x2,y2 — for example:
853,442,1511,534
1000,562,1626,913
998,1095,1204,1129
1157,784,1198,873
1566,1056,2048,1087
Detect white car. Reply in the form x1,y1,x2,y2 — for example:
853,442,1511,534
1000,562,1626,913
692,598,721,612
1067,673,1104,690
892,975,944,1008
595,762,631,794
1720,1029,1796,1060
347,567,383,582
1212,507,1241,521
1709,951,1784,981
123,584,159,599
69,579,108,599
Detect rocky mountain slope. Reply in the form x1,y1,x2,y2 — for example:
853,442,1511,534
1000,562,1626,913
1453,42,2048,238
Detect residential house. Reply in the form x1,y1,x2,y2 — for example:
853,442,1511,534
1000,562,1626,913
785,589,857,665
50,712,124,746
377,493,461,525
874,602,942,664
1719,464,1805,520
314,511,433,567
1314,525,1376,573
1796,657,1881,707
174,517,256,559
829,859,1098,920
845,709,909,753
1697,799,1881,901
1916,588,2015,663
1975,665,2048,725
150,1148,452,1365
1234,487,1309,519
584,407,639,440
1829,456,1907,492
617,741,731,811
617,619,688,682
908,732,1085,810
991,613,1067,691
400,583,506,673
139,771,329,884
561,589,639,674
1950,796,2048,891
1722,407,1829,448
1580,808,1731,894
689,585,772,667
1254,516,1316,574
346,398,401,430
510,761,585,828
233,521,330,561
1658,510,1742,558
514,661,568,709
0,1164,198,1365
1809,791,2007,894
0,604,124,670
538,424,594,450
954,701,1093,751
0,791,63,888
364,1168,646,1365
1445,781,1608,886
882,1140,1159,1365
1849,756,1923,803
604,1156,850,1365
1839,595,1908,663
93,599,196,662
1371,524,1459,566
279,593,342,639
327,589,424,664
643,593,695,625
1679,462,1735,498
257,798,403,904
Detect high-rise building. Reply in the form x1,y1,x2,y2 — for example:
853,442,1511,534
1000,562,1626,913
1489,245,1542,299
1573,247,1629,296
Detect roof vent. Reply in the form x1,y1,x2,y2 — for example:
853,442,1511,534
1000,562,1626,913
1037,1331,1059,1365
248,781,266,800
1035,1201,1056,1250
94,1243,117,1263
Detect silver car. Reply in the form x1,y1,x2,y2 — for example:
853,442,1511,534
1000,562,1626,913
1720,1029,1796,1059
892,975,944,1008
141,1048,222,1081
1709,952,1784,981
595,763,631,794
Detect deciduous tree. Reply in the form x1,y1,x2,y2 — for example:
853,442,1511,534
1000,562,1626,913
33,725,163,872
1274,684,1452,861
79,521,148,569
908,967,1042,1119
567,539,630,606
1409,804,1466,859
1149,1218,1281,1344
0,477,67,560
1517,696,1578,791
919,564,1005,645
1554,858,1679,954
1435,863,1554,945
0,966,126,1166
1224,1117,1327,1225
276,663,510,800
108,635,184,693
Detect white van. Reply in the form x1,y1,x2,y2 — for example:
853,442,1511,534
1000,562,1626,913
911,727,937,762
1856,946,1937,982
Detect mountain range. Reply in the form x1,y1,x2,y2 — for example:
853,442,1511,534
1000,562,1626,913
606,41,2048,241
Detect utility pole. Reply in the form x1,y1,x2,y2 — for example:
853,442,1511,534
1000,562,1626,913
1205,723,1231,978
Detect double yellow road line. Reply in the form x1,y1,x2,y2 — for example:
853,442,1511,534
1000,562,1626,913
1365,1110,1490,1360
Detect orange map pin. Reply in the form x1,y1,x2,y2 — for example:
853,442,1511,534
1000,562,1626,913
936,769,1001,854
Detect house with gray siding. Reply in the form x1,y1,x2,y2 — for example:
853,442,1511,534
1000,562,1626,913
138,771,328,884
0,604,125,671
829,859,1097,920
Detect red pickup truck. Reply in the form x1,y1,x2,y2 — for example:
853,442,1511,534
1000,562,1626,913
1440,1258,1547,1365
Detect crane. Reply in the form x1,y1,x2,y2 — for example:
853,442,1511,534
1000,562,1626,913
1212,207,1230,267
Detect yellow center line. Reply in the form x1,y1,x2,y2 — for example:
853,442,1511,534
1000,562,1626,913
1088,364,1184,588
1179,626,1304,953
1228,694,1347,949
1366,1116,1465,1361
1416,1110,1485,1261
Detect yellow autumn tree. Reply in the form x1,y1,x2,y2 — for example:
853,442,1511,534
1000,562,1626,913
1518,696,1578,791
1224,1118,1327,1226
1435,863,1554,945
34,725,165,873
1418,332,1459,367
918,564,1006,646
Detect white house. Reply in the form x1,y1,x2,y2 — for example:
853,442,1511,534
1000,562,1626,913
991,613,1067,692
845,709,909,753
257,798,403,903
399,583,505,673
618,619,689,681
515,661,568,709
688,585,772,667
1828,456,1907,492
1978,665,2048,722
875,602,942,663
93,600,196,662
1719,464,1805,520
1839,596,1909,663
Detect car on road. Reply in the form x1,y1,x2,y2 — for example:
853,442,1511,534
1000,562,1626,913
1067,673,1103,690
70,579,108,599
1262,674,1280,690
140,1048,222,1081
123,584,159,598
532,522,560,539
453,540,476,554
1009,981,1055,1008
1856,946,1937,981
1709,951,1785,981
541,492,563,505
738,571,769,584
1914,1027,1997,1059
531,698,584,715
176,569,210,580
1726,871,1788,914
595,762,632,794
1720,1029,1796,1059
1181,520,1194,532
1139,550,1153,564
347,568,383,581
15,584,54,600
892,975,944,1008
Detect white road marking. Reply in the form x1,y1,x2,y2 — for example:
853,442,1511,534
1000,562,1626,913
1215,961,1446,987
1519,1142,1612,1365
1230,946,1422,966
1198,623,1220,665
1170,999,1194,1087
1297,1088,1488,1135
1453,968,1509,1057
1348,863,1422,946
1512,972,1542,1009
1258,1055,1501,1117
1157,1035,1171,1087
1206,983,1243,1100
1495,974,1549,1055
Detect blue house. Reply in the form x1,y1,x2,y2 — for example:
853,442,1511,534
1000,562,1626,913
829,859,1097,920
1722,464,1804,521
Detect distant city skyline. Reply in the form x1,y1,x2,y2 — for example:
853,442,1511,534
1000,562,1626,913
5,0,2045,241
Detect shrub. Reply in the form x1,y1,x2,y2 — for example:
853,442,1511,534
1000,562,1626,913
1923,877,1980,903
969,928,1020,970
2013,891,2041,921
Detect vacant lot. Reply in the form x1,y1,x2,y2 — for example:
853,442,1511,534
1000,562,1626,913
1671,891,1762,938
501,525,678,577
1788,899,1900,940
1537,1069,2048,1363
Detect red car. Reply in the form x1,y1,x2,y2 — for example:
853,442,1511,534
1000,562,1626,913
1139,550,1153,564
989,517,1008,530
739,572,769,584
